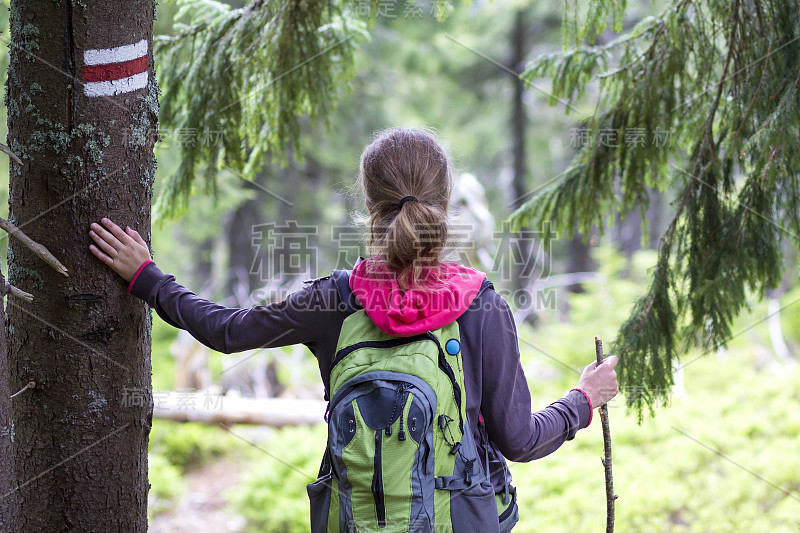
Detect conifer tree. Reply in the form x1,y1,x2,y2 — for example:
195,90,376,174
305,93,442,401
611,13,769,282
509,0,800,419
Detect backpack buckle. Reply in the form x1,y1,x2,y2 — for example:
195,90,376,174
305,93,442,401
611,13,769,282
464,458,474,485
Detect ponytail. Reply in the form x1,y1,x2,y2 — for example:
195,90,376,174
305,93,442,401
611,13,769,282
356,128,452,287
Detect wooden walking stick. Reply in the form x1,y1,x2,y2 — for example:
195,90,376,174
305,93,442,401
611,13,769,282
595,335,617,533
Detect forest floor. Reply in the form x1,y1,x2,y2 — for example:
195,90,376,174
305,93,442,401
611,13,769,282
149,455,247,533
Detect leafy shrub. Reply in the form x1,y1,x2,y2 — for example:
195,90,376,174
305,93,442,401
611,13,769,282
149,419,250,472
226,425,327,532
148,452,186,519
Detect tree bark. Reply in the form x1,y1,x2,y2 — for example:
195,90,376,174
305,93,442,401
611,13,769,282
0,274,18,533
566,235,596,293
224,171,270,303
6,0,156,530
510,8,529,296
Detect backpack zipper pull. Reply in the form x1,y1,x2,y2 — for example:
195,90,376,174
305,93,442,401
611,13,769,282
464,459,474,485
398,411,406,441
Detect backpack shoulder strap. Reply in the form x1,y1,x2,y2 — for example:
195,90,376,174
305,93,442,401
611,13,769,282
331,268,362,315
468,278,495,309
476,278,494,299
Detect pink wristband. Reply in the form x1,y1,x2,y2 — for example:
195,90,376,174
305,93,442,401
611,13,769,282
570,388,593,427
127,259,153,294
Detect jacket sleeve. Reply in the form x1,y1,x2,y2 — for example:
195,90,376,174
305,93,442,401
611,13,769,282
129,262,327,354
479,290,592,462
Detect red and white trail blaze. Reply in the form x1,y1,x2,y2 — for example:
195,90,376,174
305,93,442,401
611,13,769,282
82,39,149,97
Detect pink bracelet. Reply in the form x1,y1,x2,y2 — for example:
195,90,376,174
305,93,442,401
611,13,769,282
127,259,153,294
570,388,593,427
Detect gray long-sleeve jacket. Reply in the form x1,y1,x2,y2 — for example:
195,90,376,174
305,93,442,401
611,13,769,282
129,261,592,492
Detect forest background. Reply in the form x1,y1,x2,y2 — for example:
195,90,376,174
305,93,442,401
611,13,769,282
1,0,799,531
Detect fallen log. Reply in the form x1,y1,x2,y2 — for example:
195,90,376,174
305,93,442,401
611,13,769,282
150,391,327,427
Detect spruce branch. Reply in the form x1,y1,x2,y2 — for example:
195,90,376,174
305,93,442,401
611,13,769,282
9,380,36,399
509,0,800,419
0,143,22,165
153,0,370,218
0,217,68,277
0,282,34,302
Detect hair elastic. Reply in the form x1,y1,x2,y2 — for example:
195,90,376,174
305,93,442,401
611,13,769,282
397,196,418,209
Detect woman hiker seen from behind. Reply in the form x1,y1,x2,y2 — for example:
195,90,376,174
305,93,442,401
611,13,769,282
89,127,618,532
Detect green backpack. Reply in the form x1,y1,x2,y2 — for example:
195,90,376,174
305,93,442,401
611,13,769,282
307,269,517,532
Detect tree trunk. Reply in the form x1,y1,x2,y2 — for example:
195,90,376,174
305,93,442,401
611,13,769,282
0,275,17,533
613,187,665,256
510,8,529,296
224,171,270,303
6,1,156,531
566,235,596,293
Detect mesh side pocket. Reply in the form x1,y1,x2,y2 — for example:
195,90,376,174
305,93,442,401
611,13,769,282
307,472,333,533
450,480,499,532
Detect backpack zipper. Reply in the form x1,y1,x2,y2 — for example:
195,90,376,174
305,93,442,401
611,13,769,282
499,487,516,522
330,334,429,369
372,429,386,528
332,333,465,435
425,332,465,434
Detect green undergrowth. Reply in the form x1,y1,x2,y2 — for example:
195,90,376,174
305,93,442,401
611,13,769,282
149,420,252,472
214,343,800,532
225,425,328,532
147,419,259,518
511,352,800,533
